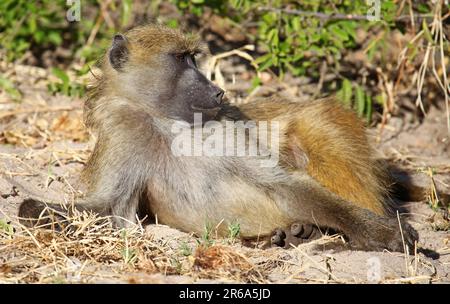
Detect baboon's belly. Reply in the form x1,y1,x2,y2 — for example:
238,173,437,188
148,180,293,238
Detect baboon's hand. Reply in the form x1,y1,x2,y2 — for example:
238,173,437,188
18,199,69,230
351,216,419,253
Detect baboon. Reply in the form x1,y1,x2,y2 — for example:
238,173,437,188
19,24,418,252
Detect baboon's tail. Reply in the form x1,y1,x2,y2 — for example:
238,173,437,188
389,167,450,207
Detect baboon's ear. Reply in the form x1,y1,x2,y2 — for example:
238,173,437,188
109,34,129,71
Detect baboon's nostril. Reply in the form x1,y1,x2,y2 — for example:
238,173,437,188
214,88,225,105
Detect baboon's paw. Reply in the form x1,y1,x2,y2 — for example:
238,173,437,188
351,217,419,253
270,223,322,249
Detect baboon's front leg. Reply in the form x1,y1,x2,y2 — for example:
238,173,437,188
19,156,146,229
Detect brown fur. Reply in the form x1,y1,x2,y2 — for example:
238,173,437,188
18,24,418,253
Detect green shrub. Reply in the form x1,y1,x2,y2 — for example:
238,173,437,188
0,0,132,97
172,0,440,121
0,0,67,61
0,0,131,64
0,0,443,122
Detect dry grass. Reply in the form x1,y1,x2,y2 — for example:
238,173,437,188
412,0,449,129
0,208,343,284
0,198,447,283
0,209,269,283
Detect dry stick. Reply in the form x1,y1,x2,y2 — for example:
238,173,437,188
396,211,411,277
2,171,37,177
206,45,258,80
438,8,450,133
397,29,425,69
78,14,104,68
312,61,327,99
255,222,262,249
415,2,441,115
0,105,81,120
396,0,407,19
430,45,447,94
311,212,326,237
281,263,310,284
292,245,339,282
414,240,418,277
407,0,416,33
13,224,43,249
99,0,115,29
258,7,434,22
258,7,371,21
384,275,431,283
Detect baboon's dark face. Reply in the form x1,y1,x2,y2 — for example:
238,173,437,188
108,33,224,124
163,52,225,124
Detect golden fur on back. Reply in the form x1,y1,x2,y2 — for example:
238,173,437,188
239,96,391,216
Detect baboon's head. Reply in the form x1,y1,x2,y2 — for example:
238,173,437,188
106,24,224,123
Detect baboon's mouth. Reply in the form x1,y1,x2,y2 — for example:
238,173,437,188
190,105,221,118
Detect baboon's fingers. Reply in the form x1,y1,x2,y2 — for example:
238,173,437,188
290,222,318,239
270,229,286,247
290,223,303,236
301,224,314,238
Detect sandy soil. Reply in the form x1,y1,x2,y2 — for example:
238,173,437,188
0,63,449,284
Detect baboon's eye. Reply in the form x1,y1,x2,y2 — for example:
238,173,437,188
174,52,197,68
174,53,186,62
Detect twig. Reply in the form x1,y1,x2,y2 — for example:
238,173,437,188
384,275,431,283
396,211,412,278
437,5,450,133
293,245,340,282
257,7,434,22
0,105,81,120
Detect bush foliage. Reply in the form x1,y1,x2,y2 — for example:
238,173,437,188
0,0,446,121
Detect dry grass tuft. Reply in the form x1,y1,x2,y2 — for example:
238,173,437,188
0,207,272,283
0,211,183,283
194,245,250,270
192,244,265,283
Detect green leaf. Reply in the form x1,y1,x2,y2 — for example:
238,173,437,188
259,56,274,71
28,15,37,32
166,18,179,29
251,76,261,89
422,20,434,44
33,30,45,43
329,25,349,42
417,3,431,14
48,31,62,45
254,53,273,66
337,78,353,108
51,67,70,95
0,219,14,236
292,16,301,32
121,0,132,27
52,67,69,84
355,85,365,116
0,76,22,101
365,95,373,122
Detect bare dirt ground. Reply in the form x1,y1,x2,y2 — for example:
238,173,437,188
0,61,449,284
